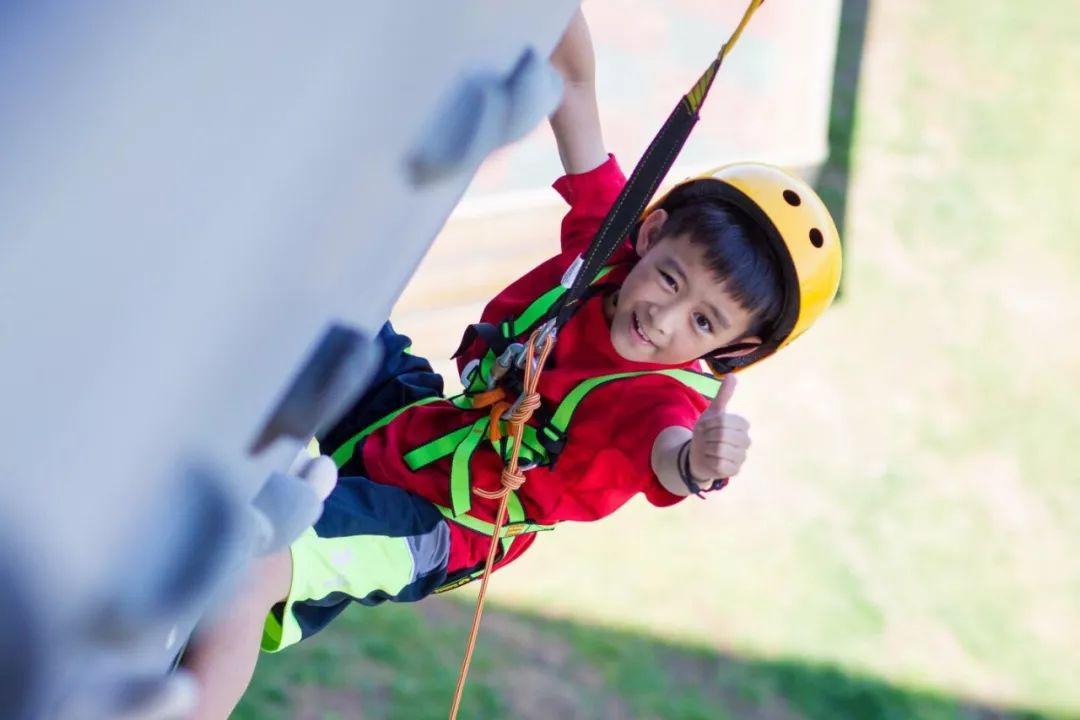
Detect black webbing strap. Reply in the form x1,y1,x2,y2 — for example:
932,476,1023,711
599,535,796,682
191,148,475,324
452,321,511,361
552,69,714,331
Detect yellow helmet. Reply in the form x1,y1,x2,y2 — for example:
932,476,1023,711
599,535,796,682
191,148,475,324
645,162,843,374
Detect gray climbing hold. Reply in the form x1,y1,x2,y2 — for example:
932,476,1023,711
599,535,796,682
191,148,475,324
89,468,249,644
250,324,379,456
55,671,197,720
249,470,326,556
407,46,564,186
0,545,43,720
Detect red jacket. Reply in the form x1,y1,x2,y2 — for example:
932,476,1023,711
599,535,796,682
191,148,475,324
361,155,708,574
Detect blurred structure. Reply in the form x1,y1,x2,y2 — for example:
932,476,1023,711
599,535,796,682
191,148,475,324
0,1,576,717
818,0,870,298
460,0,844,210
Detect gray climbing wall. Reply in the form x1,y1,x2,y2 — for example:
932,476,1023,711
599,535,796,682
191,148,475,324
0,1,577,717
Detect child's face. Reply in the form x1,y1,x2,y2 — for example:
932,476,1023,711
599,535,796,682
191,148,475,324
607,210,762,366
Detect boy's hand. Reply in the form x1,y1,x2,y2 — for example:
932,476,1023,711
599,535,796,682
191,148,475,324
550,8,596,85
689,375,750,484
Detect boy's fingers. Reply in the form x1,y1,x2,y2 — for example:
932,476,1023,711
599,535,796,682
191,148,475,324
707,374,737,414
703,446,746,463
701,440,747,459
701,431,751,449
700,414,750,434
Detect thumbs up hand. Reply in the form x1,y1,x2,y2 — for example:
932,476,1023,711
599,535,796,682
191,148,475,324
688,374,751,485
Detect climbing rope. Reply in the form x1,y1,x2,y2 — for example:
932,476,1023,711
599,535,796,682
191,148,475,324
448,326,555,719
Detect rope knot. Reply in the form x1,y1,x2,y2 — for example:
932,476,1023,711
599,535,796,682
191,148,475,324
474,464,526,500
499,466,526,491
508,391,541,425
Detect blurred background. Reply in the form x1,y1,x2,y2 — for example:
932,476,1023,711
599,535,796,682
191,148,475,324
240,1,1080,718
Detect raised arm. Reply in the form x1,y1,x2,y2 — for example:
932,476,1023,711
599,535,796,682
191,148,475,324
548,8,608,175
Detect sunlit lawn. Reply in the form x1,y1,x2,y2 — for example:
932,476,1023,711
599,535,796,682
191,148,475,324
239,1,1080,717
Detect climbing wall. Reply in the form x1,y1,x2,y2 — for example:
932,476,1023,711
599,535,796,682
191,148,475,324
0,2,577,717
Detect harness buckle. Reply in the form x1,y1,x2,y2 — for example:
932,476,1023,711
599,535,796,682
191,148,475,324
560,254,584,289
524,319,558,372
460,358,481,388
488,342,525,388
536,424,566,469
503,523,529,537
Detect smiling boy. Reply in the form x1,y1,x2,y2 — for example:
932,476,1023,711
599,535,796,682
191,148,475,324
184,9,841,718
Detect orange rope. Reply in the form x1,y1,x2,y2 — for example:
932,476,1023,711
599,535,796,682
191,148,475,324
447,327,555,720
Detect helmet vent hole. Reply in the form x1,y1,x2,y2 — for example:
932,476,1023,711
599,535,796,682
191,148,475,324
809,228,824,248
783,190,802,206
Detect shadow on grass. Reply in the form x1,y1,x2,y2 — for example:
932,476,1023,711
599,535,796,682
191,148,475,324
238,598,1072,720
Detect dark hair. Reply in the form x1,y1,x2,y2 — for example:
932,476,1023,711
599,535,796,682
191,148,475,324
633,179,785,340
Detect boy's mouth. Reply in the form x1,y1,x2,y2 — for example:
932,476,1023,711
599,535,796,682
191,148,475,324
631,311,656,347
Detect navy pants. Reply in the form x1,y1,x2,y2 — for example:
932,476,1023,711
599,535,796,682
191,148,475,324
262,323,449,652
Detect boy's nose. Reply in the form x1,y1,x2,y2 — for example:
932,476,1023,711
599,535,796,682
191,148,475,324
648,302,679,338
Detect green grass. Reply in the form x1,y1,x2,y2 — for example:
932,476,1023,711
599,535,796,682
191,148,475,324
236,602,507,720
239,600,1071,720
238,1,1080,717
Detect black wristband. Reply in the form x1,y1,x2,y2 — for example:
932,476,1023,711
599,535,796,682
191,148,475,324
676,440,729,498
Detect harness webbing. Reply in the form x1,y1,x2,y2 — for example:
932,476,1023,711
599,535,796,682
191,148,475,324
454,264,618,396
404,368,723,518
404,424,474,472
546,368,722,434
515,265,616,336
330,395,441,468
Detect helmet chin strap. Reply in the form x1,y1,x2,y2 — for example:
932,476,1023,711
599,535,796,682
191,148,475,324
711,341,760,358
706,343,759,375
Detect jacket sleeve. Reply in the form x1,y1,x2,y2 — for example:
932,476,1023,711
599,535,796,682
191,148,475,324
551,154,627,256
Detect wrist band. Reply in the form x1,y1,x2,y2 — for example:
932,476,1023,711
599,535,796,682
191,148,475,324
677,440,729,498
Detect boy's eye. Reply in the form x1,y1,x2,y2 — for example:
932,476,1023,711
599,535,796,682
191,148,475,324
694,313,713,333
659,270,678,290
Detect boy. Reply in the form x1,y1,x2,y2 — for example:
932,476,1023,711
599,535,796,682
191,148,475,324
185,9,841,717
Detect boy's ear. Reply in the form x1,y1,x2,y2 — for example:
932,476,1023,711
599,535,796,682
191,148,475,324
634,209,668,257
711,337,762,359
